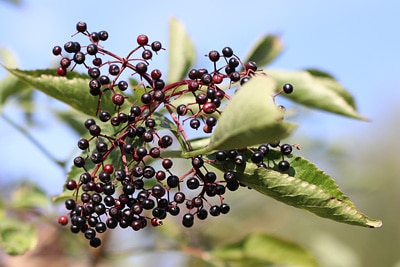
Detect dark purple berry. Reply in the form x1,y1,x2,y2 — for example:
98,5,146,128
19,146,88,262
280,144,293,155
182,213,194,227
278,160,290,172
283,83,294,94
222,47,233,57
76,21,87,33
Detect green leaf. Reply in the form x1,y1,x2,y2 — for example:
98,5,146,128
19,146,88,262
11,183,49,210
211,233,320,267
0,218,37,255
210,150,382,228
244,34,284,66
208,75,296,151
4,68,123,116
267,69,366,120
167,17,196,83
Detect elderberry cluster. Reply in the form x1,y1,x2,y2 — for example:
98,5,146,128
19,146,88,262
55,22,294,248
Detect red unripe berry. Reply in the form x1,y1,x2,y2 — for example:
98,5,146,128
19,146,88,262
202,102,216,114
212,73,224,84
112,93,125,106
151,69,162,80
57,66,67,76
58,215,69,226
103,164,114,174
151,217,163,227
137,34,149,46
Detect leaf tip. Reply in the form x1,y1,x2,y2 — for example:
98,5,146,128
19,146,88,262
367,219,383,228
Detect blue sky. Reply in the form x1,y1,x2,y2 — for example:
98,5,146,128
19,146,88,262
0,0,399,195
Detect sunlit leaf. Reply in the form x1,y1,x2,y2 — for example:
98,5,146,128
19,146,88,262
211,233,320,267
267,69,365,120
244,34,284,66
167,17,196,83
0,219,37,255
209,150,382,228
208,75,296,151
5,68,126,116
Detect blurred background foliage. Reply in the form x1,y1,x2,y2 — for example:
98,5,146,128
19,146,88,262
0,0,398,266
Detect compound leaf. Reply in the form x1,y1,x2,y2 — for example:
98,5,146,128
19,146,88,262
5,68,124,116
211,233,319,267
167,17,196,83
267,69,365,120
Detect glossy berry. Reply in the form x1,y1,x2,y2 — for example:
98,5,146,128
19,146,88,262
186,177,200,190
251,151,264,164
141,93,152,104
245,61,257,72
99,110,111,122
57,66,67,76
136,62,148,74
215,150,227,161
278,160,290,172
88,67,100,78
98,30,109,41
208,50,220,62
197,209,208,220
240,76,251,86
258,144,269,155
222,46,234,57
58,215,69,226
87,44,98,55
174,192,185,204
103,164,114,174
209,205,220,216
73,156,85,168
182,213,194,227
162,158,173,169
283,83,294,94
112,94,125,106
142,49,153,60
52,46,62,55
89,124,101,136
228,57,239,68
118,80,129,91
66,180,77,190
167,175,179,188
176,104,187,116
60,57,71,68
76,21,87,33
220,203,230,214
190,118,200,129
109,64,120,76
191,156,204,169
137,34,149,46
151,41,162,51
151,69,162,80
280,144,293,155
202,102,216,114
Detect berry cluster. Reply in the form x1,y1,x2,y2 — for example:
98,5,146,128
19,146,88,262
55,22,294,247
